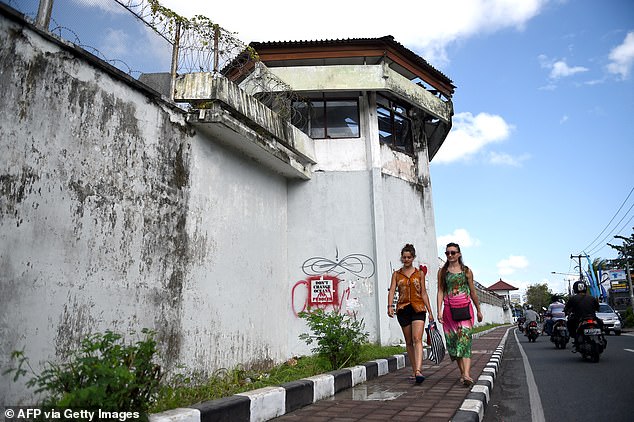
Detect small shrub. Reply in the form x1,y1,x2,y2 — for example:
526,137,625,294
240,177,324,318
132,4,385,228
298,309,369,370
5,329,161,418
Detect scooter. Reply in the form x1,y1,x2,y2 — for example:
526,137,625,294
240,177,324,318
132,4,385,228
574,317,607,362
517,317,526,333
526,321,539,342
550,319,569,349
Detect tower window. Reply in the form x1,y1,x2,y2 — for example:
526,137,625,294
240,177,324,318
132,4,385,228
377,95,413,154
292,99,360,139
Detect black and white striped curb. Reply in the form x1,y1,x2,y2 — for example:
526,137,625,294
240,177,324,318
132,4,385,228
150,354,410,422
451,326,513,422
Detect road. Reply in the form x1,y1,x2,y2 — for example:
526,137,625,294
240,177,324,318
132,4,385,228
485,328,634,422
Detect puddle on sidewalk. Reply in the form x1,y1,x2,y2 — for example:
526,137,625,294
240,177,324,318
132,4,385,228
330,384,406,401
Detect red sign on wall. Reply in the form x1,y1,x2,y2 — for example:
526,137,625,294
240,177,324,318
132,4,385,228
308,275,339,306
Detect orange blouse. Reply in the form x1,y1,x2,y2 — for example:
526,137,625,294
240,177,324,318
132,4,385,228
394,268,427,313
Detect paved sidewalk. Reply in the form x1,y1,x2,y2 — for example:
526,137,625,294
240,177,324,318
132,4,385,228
273,326,511,422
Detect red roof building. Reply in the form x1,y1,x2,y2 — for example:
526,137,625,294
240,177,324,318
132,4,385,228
488,279,519,292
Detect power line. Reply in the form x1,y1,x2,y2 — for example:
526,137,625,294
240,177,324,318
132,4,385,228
585,201,634,256
581,186,634,252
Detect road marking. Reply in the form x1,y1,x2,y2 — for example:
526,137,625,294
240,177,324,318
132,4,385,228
514,330,546,422
625,349,634,353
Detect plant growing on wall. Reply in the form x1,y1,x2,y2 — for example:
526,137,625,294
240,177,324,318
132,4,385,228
298,309,369,370
4,329,161,419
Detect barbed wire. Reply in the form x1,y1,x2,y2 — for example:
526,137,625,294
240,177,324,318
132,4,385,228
114,0,305,124
48,18,140,76
6,0,305,124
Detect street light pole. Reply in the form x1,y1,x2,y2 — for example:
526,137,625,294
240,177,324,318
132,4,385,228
551,271,577,296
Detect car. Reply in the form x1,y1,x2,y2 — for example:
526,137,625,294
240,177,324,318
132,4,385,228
597,303,622,335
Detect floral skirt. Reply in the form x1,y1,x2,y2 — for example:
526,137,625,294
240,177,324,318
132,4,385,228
443,294,474,359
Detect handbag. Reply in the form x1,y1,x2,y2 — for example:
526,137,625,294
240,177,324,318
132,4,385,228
447,292,472,322
449,304,471,321
425,321,445,364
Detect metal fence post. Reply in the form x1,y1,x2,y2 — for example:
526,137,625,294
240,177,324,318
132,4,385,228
169,21,181,102
36,0,54,29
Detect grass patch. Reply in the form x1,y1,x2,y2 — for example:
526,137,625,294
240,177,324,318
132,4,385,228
150,343,404,413
473,322,507,334
150,323,506,413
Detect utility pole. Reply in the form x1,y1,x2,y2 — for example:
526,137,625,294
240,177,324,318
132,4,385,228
570,254,589,284
626,259,634,314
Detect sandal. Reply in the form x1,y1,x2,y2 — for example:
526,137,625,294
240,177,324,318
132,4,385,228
415,370,425,384
459,376,464,384
463,377,474,387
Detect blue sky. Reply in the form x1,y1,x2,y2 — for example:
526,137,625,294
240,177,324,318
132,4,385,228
11,0,633,295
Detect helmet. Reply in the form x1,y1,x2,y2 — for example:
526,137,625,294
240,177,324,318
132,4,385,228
573,281,587,294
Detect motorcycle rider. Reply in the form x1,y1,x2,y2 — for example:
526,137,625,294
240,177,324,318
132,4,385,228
523,304,539,335
544,295,566,336
564,281,600,350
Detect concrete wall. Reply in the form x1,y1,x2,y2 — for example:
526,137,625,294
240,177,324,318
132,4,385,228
0,8,289,403
0,4,506,405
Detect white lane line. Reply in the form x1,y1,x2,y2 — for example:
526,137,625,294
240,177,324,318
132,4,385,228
514,330,546,422
625,349,634,353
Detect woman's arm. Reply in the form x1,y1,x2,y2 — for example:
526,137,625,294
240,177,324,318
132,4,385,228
436,270,444,324
420,274,434,321
387,272,397,318
466,268,483,322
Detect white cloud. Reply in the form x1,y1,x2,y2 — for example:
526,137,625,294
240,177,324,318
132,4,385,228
488,151,530,166
539,54,589,80
549,60,589,79
100,29,129,57
607,31,634,79
497,255,529,276
159,0,548,67
433,112,513,163
559,115,569,124
437,229,481,254
71,0,126,14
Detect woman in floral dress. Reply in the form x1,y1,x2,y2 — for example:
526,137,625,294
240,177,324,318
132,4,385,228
436,242,483,386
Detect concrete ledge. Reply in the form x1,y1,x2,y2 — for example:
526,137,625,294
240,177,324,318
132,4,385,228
148,408,200,422
329,369,353,393
280,379,313,413
191,395,250,422
150,353,409,422
236,386,286,422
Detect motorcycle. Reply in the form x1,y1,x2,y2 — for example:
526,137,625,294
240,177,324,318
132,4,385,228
517,317,526,333
574,317,607,362
526,321,539,342
550,319,569,349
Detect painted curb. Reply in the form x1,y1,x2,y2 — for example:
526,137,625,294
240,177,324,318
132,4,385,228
451,326,513,422
150,326,509,422
150,354,412,422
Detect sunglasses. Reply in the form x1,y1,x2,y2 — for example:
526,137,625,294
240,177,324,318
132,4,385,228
445,251,459,256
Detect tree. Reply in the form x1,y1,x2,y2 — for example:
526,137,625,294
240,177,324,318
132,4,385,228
608,227,634,269
525,283,552,311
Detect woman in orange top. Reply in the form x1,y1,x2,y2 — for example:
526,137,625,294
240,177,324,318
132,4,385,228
387,244,435,383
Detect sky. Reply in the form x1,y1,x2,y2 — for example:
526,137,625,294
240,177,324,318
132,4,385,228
10,0,634,296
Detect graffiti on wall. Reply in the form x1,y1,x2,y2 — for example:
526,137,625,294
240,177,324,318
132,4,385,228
292,252,376,317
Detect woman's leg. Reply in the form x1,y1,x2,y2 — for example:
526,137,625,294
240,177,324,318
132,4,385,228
456,357,464,378
401,324,415,375
463,357,472,381
411,320,425,374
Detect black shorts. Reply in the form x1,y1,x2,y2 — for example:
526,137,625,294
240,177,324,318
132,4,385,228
397,305,427,327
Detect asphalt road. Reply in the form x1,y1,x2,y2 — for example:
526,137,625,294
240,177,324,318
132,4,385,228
485,328,634,422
